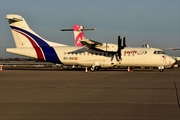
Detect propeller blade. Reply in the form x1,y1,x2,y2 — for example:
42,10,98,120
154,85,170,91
118,35,121,41
117,35,122,61
118,35,121,50
123,36,126,47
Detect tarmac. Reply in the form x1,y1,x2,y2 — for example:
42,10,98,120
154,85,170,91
0,67,180,120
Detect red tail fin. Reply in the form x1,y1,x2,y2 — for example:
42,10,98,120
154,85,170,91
73,25,86,46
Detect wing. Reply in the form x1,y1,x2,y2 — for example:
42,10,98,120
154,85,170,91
80,39,118,52
80,39,103,48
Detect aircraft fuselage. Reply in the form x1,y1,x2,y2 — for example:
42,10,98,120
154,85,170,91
6,46,175,68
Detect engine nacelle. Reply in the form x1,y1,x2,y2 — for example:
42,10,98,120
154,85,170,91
96,43,118,52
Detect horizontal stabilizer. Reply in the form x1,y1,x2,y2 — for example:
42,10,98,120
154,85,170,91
60,28,96,31
60,29,73,31
5,14,23,21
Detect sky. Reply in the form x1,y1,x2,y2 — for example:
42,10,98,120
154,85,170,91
0,0,180,58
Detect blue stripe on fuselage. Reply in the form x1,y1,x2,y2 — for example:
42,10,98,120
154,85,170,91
41,46,62,64
10,26,62,64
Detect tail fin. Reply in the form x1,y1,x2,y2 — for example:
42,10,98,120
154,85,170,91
5,14,66,48
61,24,96,46
73,25,86,46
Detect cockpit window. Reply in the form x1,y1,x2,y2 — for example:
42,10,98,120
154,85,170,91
154,51,158,54
158,51,165,54
153,51,165,54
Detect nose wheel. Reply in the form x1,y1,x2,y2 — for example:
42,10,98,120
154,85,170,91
158,66,164,72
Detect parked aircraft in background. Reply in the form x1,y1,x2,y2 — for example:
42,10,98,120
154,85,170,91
61,25,96,47
61,25,96,68
61,24,125,55
142,44,180,51
5,14,176,72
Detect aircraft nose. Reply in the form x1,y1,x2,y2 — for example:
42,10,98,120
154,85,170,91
171,58,176,64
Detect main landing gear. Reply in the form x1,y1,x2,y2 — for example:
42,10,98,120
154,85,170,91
89,66,100,72
85,66,100,73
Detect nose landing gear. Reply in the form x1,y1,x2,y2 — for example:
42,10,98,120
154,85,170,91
158,66,164,72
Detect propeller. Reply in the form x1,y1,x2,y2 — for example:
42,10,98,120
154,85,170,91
123,36,126,47
117,35,122,61
117,35,126,61
110,35,126,62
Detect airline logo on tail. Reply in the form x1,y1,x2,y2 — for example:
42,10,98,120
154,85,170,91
61,25,96,47
73,25,85,47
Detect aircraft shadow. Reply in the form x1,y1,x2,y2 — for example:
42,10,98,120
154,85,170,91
2,67,157,72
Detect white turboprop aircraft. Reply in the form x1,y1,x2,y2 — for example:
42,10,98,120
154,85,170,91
5,14,176,72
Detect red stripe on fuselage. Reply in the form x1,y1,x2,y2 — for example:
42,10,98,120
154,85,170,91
14,30,45,60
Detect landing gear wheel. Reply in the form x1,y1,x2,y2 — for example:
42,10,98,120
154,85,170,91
158,66,164,72
95,66,100,71
90,67,95,71
159,69,164,72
